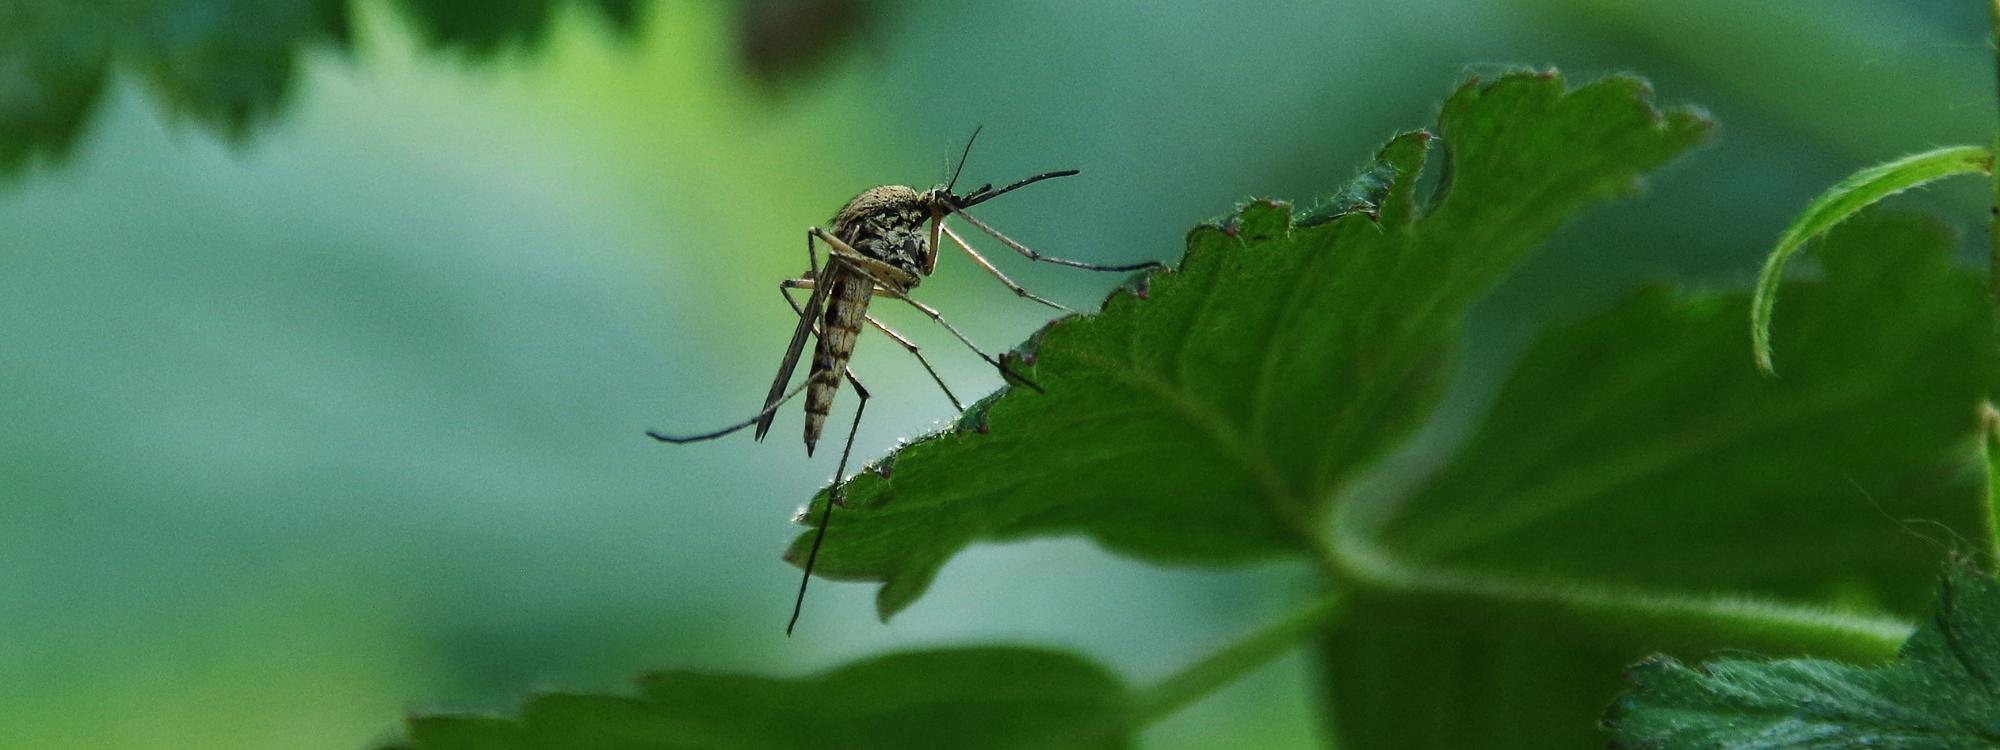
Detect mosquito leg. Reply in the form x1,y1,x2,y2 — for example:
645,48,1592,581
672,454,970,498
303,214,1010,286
810,229,1041,392
789,370,869,636
802,227,821,275
780,279,964,412
647,380,810,443
881,289,1044,394
939,222,1073,313
778,277,817,317
865,314,964,413
810,227,921,289
948,205,1163,272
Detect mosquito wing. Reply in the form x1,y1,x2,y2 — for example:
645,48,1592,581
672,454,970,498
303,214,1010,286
755,263,834,441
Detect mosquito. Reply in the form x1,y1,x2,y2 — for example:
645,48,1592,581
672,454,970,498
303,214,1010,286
647,130,1160,634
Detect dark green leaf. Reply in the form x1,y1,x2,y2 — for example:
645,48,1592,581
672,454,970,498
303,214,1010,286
788,71,1713,619
1323,211,1997,749
1605,564,2000,749
392,647,1133,750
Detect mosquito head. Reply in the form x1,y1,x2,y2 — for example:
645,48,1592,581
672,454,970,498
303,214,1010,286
918,185,956,218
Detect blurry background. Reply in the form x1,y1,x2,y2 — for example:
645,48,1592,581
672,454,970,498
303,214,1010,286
0,1,1991,747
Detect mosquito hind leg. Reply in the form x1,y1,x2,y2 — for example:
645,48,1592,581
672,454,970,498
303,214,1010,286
863,315,965,413
877,288,1043,394
779,279,964,413
789,368,868,636
807,231,1043,394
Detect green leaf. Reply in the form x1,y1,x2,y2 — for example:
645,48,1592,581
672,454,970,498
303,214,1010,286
0,0,640,173
787,71,1712,619
1750,144,1992,373
1986,403,2000,568
1604,563,2000,749
391,647,1133,750
1322,211,1997,749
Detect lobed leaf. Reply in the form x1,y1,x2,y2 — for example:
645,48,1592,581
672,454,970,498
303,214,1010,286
1324,211,1998,749
787,71,1713,619
388,647,1133,750
1605,564,2000,749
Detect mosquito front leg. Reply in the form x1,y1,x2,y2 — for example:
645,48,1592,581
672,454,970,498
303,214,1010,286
813,228,1042,392
938,222,1073,313
779,278,965,413
876,285,1043,394
861,314,966,413
948,205,1162,272
789,368,869,636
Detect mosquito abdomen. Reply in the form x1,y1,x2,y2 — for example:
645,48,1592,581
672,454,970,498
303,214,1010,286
804,268,873,455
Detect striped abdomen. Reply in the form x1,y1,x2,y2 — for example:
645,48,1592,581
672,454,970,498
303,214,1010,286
804,265,873,454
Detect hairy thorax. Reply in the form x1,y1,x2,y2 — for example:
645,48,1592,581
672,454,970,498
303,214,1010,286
830,185,937,283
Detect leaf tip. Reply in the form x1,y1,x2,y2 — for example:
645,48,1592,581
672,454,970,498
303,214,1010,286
874,566,939,621
1751,340,1778,377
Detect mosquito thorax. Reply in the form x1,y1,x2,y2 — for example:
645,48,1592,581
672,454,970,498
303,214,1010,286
831,184,942,280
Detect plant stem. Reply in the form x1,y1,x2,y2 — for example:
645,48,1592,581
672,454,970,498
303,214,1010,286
1328,528,1911,663
1129,590,1345,725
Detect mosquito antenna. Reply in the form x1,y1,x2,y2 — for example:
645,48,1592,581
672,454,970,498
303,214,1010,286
955,169,1080,209
946,125,983,194
647,381,810,443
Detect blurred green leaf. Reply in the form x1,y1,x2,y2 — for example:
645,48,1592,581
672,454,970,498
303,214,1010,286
1380,210,1994,612
785,71,1712,619
1751,145,1992,373
390,647,1132,750
1604,563,2000,749
393,0,641,55
0,0,641,173
1324,211,1997,749
734,0,873,84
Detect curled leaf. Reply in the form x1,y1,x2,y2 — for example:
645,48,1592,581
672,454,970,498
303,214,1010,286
1750,144,1991,374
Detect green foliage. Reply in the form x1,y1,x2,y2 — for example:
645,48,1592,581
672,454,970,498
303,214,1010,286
1605,564,2000,749
387,71,1999,749
389,647,1132,750
0,0,640,173
1381,210,1993,608
1750,145,1993,373
786,72,1713,619
1324,210,1996,749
